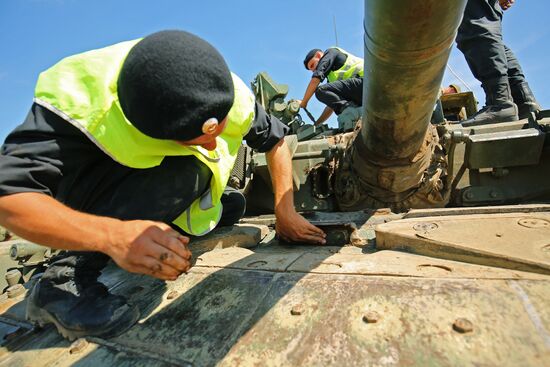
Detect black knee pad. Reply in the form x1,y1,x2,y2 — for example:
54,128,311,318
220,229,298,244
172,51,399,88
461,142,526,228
219,189,246,226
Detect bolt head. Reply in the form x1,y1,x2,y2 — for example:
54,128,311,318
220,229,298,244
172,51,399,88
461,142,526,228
362,311,380,323
413,222,438,232
166,290,179,300
6,284,25,298
69,338,88,354
228,176,241,188
5,269,22,286
290,304,304,316
518,218,550,229
453,318,473,333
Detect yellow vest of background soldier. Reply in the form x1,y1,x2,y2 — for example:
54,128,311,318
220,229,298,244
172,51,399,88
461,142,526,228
299,47,364,127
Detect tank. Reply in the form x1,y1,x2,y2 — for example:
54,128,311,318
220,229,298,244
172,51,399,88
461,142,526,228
0,0,549,365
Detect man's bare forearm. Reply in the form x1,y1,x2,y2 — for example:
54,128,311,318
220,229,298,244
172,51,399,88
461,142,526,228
0,192,117,253
265,139,294,213
265,138,326,244
301,77,322,108
316,106,334,125
0,189,192,280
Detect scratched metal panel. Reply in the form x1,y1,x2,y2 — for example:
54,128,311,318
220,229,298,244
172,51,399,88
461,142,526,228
218,274,550,366
0,269,277,367
107,268,277,366
0,328,181,367
0,327,72,367
0,270,549,366
54,346,180,367
376,212,550,274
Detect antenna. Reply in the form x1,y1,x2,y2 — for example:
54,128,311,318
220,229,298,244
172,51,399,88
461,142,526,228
446,64,473,91
333,15,339,47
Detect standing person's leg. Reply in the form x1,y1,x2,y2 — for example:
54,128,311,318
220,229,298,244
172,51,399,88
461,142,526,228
504,45,541,118
455,0,518,124
315,77,363,115
504,45,526,88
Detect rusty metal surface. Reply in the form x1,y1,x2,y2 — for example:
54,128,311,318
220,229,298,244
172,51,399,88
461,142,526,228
286,250,550,280
1,0,549,364
2,268,549,366
1,208,550,367
1,232,549,366
189,224,269,254
0,323,183,366
195,247,304,272
403,204,550,218
361,0,467,160
331,0,468,213
193,245,550,280
217,275,550,366
376,212,550,274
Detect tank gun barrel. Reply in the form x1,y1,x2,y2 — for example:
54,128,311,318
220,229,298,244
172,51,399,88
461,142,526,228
335,0,467,211
361,0,466,159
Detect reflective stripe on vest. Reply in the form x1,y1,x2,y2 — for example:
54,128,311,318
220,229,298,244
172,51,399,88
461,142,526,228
34,39,255,236
326,47,364,83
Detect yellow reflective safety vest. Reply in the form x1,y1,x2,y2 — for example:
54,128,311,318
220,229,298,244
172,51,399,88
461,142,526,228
34,39,255,236
326,47,364,83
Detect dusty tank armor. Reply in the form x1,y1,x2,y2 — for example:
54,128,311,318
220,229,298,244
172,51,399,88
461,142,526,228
1,0,549,365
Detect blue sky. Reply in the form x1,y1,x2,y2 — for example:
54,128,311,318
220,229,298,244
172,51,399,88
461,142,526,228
0,0,548,141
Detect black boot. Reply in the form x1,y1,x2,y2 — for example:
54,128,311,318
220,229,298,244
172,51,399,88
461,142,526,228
511,81,541,119
26,252,140,341
461,80,518,127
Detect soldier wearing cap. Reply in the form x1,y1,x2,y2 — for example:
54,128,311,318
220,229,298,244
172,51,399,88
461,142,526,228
299,47,364,125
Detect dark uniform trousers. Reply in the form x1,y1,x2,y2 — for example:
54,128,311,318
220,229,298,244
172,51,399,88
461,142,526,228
456,0,527,92
315,77,363,115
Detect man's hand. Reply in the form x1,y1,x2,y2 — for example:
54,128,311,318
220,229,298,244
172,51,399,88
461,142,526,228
499,0,514,10
0,193,191,281
265,139,325,245
276,209,326,245
107,220,192,281
297,99,308,109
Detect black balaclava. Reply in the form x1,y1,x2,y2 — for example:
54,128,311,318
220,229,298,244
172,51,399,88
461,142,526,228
118,30,234,141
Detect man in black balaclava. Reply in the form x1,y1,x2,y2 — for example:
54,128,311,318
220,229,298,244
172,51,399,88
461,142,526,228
0,30,326,341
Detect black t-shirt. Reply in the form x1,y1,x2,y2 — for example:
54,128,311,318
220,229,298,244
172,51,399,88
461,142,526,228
312,48,347,82
0,102,288,206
